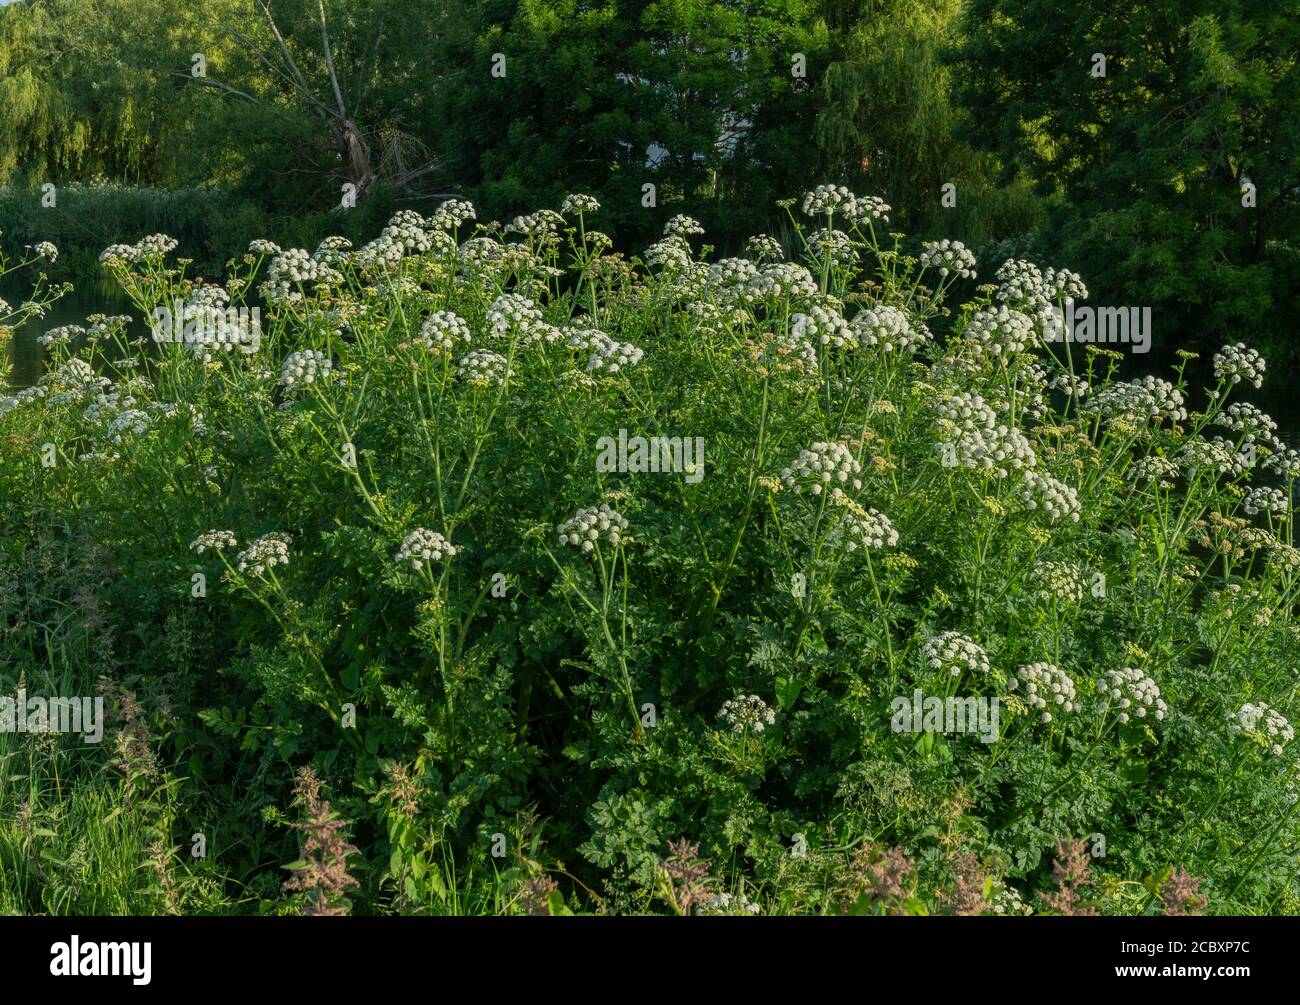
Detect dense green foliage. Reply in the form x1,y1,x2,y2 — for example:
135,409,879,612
954,0,1300,361
2,193,1297,914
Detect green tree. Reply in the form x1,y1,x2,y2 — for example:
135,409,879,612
954,0,1300,362
437,0,827,247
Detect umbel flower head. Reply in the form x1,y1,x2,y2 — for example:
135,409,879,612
1243,486,1288,517
456,348,511,386
561,193,600,215
1228,702,1294,756
587,339,644,374
920,239,976,280
1015,471,1081,523
557,504,629,552
486,293,543,338
1033,559,1086,603
395,529,457,571
719,694,776,734
801,184,856,217
780,442,863,499
190,530,238,554
851,305,928,352
1213,342,1266,388
791,305,854,350
235,532,292,577
417,310,471,352
921,631,990,678
1010,663,1079,722
1096,667,1166,724
827,498,899,552
280,350,332,390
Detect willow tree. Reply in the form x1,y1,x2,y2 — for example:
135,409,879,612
0,0,179,185
813,0,1002,237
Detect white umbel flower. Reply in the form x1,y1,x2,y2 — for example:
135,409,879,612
1096,667,1166,724
719,694,776,734
395,528,457,570
189,530,238,554
919,239,976,279
1213,342,1266,388
780,442,863,499
557,504,629,552
1010,662,1078,722
235,532,292,577
279,350,332,389
1228,702,1294,756
921,631,991,679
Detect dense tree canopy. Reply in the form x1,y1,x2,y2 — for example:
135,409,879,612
954,0,1300,355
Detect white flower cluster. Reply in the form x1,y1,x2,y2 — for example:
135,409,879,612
1217,402,1277,439
505,209,565,238
696,892,762,916
0,386,49,420
810,229,856,267
190,530,238,554
920,239,976,279
1243,486,1288,516
38,325,83,349
557,504,629,552
34,241,58,262
719,694,776,734
851,305,928,352
780,442,863,499
266,248,343,287
1213,343,1266,389
395,528,457,570
706,258,759,304
487,293,543,338
1177,438,1238,478
936,392,1037,477
456,348,511,386
801,184,855,216
828,504,899,552
1210,436,1255,477
664,214,705,238
995,259,1088,307
1084,377,1188,425
1228,702,1294,756
744,235,783,262
964,306,1035,357
791,305,854,350
380,209,435,254
747,262,818,301
921,631,991,678
417,310,471,352
645,235,693,271
279,350,332,390
106,408,152,444
235,532,292,577
248,239,281,256
1015,471,1081,523
844,195,890,225
1096,667,1166,723
587,339,644,375
99,233,179,266
1033,559,1086,603
1010,662,1079,721
1128,455,1180,489
561,193,600,215
1264,446,1300,481
430,199,476,230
